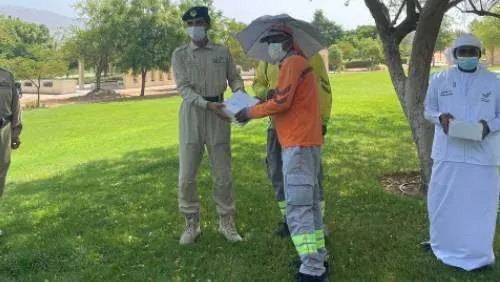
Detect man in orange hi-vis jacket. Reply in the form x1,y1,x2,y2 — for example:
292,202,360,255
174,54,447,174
236,28,328,281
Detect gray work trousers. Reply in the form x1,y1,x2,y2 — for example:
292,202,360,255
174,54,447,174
267,128,324,217
283,146,327,277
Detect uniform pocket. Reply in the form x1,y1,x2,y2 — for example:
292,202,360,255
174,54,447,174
286,174,314,206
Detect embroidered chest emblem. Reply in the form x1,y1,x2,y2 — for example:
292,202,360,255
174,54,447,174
212,56,227,64
439,89,453,96
481,92,491,103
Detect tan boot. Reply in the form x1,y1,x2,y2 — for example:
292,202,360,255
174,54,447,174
179,214,201,245
219,215,243,242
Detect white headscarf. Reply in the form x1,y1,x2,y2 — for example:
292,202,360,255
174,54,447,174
452,34,482,52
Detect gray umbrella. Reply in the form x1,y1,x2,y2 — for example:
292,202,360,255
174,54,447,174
236,14,325,63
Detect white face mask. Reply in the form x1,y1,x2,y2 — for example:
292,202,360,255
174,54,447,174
187,26,206,42
268,43,287,63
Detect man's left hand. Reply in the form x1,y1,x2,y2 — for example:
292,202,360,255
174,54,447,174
479,120,491,140
235,108,251,123
11,138,21,150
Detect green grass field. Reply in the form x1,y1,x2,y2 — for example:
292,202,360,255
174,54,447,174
0,71,499,281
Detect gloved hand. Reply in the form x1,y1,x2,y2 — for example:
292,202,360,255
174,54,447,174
479,120,491,140
207,102,229,121
235,108,251,123
439,113,454,135
11,137,21,150
266,89,277,101
322,123,327,136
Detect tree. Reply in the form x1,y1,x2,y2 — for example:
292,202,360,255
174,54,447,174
311,10,344,46
435,16,455,53
73,0,127,92
358,37,384,66
344,0,500,189
221,19,254,71
433,16,455,66
353,25,379,40
117,0,184,96
337,41,357,61
1,46,66,107
328,45,343,71
471,15,500,65
0,16,52,59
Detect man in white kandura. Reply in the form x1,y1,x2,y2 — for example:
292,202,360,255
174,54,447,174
424,33,500,271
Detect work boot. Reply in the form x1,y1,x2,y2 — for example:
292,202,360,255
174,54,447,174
419,240,432,251
295,271,329,282
219,215,243,242
274,221,290,237
293,259,331,275
179,214,201,245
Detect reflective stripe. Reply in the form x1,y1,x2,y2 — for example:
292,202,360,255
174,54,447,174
292,233,317,255
278,201,287,217
315,229,325,249
320,200,325,217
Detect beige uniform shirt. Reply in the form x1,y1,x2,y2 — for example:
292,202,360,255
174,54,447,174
172,41,244,108
0,68,22,139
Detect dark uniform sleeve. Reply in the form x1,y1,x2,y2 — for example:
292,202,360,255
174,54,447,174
10,76,22,140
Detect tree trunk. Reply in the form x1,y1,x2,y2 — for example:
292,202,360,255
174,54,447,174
140,69,147,97
36,78,41,108
404,1,449,189
365,0,449,190
95,63,102,91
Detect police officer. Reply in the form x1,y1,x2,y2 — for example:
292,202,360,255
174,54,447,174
0,68,22,236
172,6,244,245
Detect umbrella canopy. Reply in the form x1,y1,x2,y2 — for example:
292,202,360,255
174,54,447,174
236,14,325,63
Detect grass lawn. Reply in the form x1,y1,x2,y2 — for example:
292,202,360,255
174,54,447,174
0,71,499,281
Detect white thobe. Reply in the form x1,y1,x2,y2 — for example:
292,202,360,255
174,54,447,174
424,66,500,271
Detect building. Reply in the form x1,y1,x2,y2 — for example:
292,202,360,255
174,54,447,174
485,48,500,66
123,69,174,89
21,79,77,95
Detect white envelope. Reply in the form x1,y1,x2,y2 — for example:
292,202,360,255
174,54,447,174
222,91,260,123
448,120,483,141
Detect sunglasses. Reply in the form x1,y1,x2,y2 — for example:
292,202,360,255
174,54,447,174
455,46,481,58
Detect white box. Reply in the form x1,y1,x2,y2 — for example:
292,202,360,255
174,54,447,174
490,132,500,164
448,120,483,141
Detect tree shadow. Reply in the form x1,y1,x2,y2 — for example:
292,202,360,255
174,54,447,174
0,115,497,281
0,135,298,281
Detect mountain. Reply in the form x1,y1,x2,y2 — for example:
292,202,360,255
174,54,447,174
0,5,77,32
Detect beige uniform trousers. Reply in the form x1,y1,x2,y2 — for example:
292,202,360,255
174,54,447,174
178,101,234,216
0,123,11,198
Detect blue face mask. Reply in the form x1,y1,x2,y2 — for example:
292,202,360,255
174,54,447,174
456,57,479,71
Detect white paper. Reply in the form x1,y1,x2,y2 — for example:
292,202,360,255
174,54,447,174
222,91,260,122
448,120,483,141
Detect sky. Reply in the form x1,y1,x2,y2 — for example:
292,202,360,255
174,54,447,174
1,0,478,31
1,0,375,30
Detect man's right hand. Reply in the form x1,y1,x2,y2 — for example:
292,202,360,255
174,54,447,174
439,113,454,135
207,102,229,121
